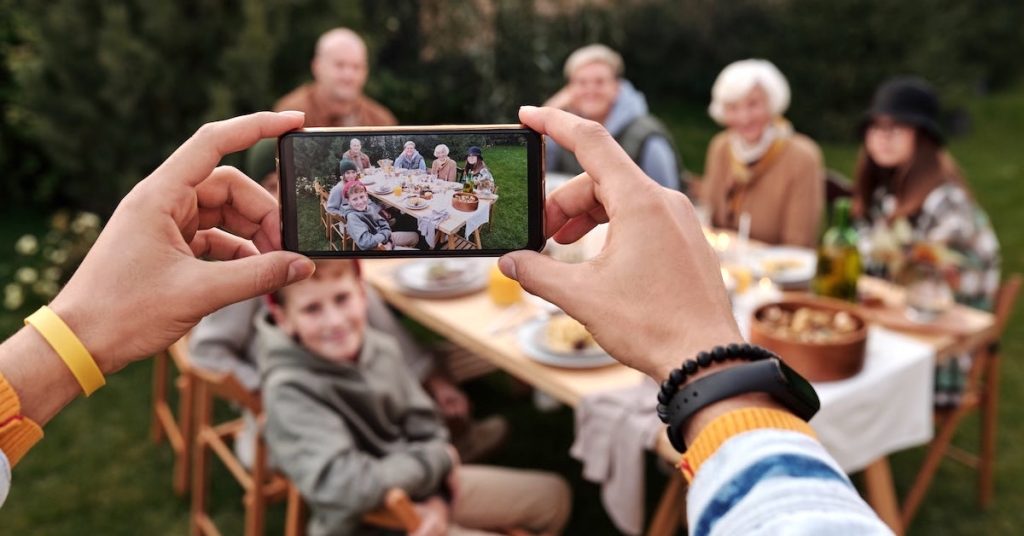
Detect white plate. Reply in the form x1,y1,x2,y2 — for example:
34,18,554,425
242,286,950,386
394,260,487,298
404,197,429,210
372,186,393,195
755,246,817,285
361,178,376,186
517,318,617,369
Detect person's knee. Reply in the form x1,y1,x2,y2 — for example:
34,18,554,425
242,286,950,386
531,472,572,534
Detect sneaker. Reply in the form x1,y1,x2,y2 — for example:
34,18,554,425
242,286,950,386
452,415,509,464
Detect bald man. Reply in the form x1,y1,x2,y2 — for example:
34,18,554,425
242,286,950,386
274,28,397,127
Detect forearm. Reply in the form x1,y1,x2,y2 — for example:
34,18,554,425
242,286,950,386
0,326,81,427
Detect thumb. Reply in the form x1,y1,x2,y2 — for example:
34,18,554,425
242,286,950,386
198,251,315,312
499,251,582,308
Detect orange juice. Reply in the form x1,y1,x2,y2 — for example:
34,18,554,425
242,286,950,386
392,185,402,196
488,264,522,305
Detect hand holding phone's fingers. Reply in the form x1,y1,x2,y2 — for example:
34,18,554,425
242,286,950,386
498,251,591,313
194,166,282,252
154,111,303,189
519,106,655,205
187,251,314,314
189,228,260,261
545,174,608,240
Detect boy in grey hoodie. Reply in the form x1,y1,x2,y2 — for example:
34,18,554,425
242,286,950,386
339,181,420,250
258,261,571,535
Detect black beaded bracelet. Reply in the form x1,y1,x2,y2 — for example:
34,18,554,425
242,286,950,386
656,343,779,423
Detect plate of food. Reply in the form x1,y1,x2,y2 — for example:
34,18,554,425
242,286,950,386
361,177,377,186
394,260,487,298
372,184,393,195
404,196,429,210
517,314,616,369
755,247,817,285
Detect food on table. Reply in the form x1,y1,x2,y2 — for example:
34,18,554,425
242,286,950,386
452,192,479,212
761,257,806,276
545,315,597,353
759,305,861,344
406,196,427,209
422,191,434,200
425,261,468,285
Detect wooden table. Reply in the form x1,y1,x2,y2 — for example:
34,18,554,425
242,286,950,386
363,172,496,249
361,258,996,535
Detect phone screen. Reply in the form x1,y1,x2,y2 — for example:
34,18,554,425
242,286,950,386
279,126,545,257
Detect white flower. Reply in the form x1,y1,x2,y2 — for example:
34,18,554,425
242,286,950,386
71,212,101,234
3,284,23,311
43,267,62,281
48,249,69,265
15,235,39,256
32,280,59,299
15,267,38,284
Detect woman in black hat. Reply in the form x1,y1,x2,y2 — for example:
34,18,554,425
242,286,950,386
854,77,1001,407
460,146,494,187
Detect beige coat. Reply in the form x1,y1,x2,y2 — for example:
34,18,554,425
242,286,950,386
431,157,457,181
703,131,825,248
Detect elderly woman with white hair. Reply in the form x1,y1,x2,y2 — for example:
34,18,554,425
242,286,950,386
543,44,682,190
701,59,825,248
394,140,426,171
430,144,457,181
339,138,371,171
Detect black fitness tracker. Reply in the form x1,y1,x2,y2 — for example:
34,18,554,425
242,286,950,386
664,358,820,452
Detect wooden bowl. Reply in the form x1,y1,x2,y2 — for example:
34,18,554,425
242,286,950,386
452,192,479,212
749,295,868,382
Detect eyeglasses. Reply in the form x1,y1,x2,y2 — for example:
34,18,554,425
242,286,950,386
867,121,912,136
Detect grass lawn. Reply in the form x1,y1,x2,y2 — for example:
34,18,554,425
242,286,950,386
0,87,1022,534
296,145,529,252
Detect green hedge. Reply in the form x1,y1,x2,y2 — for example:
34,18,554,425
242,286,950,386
3,0,1021,212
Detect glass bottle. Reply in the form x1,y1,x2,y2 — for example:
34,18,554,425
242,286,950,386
812,198,862,301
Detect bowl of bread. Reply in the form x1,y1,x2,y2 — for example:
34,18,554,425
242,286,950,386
749,295,868,381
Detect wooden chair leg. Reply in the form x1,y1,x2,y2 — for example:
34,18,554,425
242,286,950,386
647,472,686,536
191,381,212,536
979,352,1000,508
244,430,268,536
173,371,195,496
901,407,970,529
863,457,903,535
285,484,306,536
151,352,169,444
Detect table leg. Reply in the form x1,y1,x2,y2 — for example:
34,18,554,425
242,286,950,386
447,232,455,250
863,457,903,535
647,472,686,536
473,229,482,249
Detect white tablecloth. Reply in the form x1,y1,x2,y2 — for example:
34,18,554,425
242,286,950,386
809,327,935,472
733,293,935,473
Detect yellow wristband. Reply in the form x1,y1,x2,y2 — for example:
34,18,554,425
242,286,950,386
24,306,105,396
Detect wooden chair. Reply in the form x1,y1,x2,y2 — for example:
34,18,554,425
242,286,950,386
901,274,1022,528
287,484,423,533
151,336,195,496
190,366,296,536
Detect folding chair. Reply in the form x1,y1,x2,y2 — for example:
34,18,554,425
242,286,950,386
151,336,195,496
901,274,1022,528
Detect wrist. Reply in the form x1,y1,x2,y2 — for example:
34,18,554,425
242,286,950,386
651,328,745,383
48,293,117,375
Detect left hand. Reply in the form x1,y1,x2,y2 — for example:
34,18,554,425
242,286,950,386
49,111,316,375
411,496,450,536
428,375,470,420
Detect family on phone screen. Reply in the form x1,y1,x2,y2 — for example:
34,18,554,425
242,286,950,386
326,139,494,250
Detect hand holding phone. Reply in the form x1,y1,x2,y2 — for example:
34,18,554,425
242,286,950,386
278,125,545,257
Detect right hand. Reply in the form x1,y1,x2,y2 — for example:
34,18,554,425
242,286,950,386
500,106,743,382
411,496,450,536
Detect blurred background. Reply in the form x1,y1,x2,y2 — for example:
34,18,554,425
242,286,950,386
1,1,1022,534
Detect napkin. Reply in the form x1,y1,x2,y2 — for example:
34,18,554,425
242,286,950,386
418,209,449,249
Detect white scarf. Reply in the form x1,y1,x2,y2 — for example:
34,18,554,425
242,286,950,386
729,119,793,164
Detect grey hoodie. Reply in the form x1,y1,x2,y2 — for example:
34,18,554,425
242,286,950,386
342,201,391,250
546,79,681,190
255,316,452,536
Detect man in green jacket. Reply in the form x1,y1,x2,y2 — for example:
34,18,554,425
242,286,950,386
258,260,571,535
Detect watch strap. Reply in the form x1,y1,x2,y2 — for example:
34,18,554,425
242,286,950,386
665,358,819,451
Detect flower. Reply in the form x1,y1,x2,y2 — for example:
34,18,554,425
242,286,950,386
32,280,59,299
3,284,23,311
43,267,62,282
15,267,38,284
51,211,70,232
48,248,69,265
15,235,39,256
71,212,101,234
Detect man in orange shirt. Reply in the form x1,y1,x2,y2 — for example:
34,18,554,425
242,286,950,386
274,28,397,127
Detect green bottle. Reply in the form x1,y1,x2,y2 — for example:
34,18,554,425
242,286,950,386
812,198,861,301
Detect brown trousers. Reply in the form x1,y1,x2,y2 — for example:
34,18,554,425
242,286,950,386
448,465,572,535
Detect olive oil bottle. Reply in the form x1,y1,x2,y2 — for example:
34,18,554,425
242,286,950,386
812,198,861,301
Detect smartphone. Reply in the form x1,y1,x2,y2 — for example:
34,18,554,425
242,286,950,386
278,125,545,257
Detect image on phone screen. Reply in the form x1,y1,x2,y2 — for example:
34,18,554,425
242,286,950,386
279,127,545,257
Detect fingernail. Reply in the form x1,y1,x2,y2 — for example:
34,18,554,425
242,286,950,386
498,256,517,280
286,258,315,283
279,110,305,118
519,105,538,113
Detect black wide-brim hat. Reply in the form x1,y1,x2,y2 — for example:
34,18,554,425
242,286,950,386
467,146,483,157
859,76,945,145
